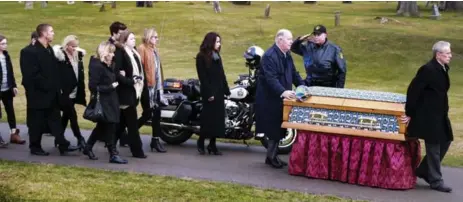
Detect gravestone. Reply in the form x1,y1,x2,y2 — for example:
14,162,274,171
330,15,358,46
25,1,33,9
213,1,221,13
335,11,341,26
264,4,271,18
430,4,441,20
41,1,47,8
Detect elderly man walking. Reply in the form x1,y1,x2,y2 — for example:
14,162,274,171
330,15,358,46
402,41,453,193
255,29,305,169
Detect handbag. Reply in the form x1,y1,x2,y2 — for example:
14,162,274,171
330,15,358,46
83,90,105,123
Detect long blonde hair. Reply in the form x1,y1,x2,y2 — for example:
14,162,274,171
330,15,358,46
95,41,116,64
142,27,157,46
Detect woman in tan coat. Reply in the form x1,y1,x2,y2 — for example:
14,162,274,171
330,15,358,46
137,28,167,153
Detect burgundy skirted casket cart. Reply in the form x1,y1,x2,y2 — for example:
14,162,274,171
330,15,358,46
283,86,421,190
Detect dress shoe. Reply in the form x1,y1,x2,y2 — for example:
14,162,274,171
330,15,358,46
431,184,452,193
10,129,26,144
207,145,222,155
58,145,80,156
132,153,148,159
110,155,128,164
30,149,50,156
265,157,283,169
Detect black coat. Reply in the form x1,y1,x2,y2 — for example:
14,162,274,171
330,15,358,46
255,44,304,141
20,44,34,88
0,51,18,91
20,42,61,109
114,47,143,107
54,47,87,106
88,57,120,123
405,58,453,144
195,52,230,138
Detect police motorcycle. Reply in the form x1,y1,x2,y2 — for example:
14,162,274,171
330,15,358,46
151,46,297,154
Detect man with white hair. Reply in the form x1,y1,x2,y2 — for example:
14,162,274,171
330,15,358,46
402,41,453,193
255,29,304,169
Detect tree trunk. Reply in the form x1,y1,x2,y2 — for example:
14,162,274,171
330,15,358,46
396,1,420,17
264,4,271,18
444,1,463,11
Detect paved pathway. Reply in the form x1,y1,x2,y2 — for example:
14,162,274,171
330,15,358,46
0,123,462,202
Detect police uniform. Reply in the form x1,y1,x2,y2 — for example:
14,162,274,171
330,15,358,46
291,25,347,88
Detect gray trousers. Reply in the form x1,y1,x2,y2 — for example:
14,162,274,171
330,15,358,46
416,141,451,187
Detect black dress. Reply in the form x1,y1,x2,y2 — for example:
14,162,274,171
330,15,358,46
195,52,230,138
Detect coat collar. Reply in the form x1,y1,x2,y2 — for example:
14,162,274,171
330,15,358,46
431,57,450,72
272,43,288,58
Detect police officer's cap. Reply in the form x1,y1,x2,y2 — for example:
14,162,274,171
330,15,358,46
312,25,327,35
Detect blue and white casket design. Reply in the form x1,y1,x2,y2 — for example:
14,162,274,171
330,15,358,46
283,86,407,141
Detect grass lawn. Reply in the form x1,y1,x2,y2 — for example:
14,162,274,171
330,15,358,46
0,1,463,167
0,160,360,202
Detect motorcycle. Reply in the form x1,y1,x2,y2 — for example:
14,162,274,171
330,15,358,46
148,46,297,154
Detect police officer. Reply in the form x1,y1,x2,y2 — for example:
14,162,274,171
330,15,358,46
291,25,347,88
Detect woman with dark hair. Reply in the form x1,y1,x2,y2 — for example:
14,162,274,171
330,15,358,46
195,32,230,155
0,34,27,146
114,30,147,158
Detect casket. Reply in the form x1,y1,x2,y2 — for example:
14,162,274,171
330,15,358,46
282,86,407,141
283,86,421,190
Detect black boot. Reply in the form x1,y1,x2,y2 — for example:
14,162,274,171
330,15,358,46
76,135,87,151
83,144,98,160
265,140,283,168
197,136,205,155
150,137,166,153
107,144,128,164
207,138,222,155
275,145,287,166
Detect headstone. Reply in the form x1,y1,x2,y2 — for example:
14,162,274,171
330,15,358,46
111,1,116,8
25,1,33,9
264,4,271,18
67,1,75,5
431,4,441,20
213,1,221,13
40,1,47,8
146,1,153,7
335,11,341,26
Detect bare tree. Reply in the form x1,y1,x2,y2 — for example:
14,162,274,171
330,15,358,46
443,1,463,11
396,1,420,17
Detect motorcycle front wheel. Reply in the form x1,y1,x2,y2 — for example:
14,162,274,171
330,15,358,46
260,128,297,155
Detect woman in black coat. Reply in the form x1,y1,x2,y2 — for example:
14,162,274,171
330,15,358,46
195,32,230,155
84,41,127,164
53,35,87,149
113,30,146,158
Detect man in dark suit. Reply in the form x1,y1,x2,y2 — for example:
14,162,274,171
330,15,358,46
402,41,453,193
255,29,305,169
21,24,79,156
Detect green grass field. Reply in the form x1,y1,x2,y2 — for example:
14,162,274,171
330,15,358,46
0,160,360,202
0,1,462,200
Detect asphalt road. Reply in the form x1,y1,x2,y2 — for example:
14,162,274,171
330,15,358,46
0,123,462,202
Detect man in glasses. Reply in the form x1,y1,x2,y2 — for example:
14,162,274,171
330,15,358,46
291,24,346,88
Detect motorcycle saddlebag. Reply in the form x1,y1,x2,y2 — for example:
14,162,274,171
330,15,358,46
172,101,193,124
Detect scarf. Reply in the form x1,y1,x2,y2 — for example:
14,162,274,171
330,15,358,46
124,46,144,99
